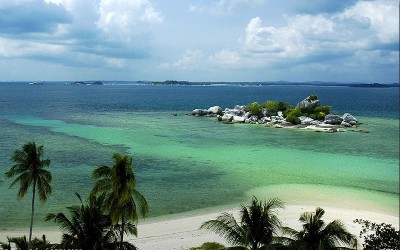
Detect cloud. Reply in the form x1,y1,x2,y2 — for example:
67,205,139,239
0,0,71,34
160,50,206,70
189,0,264,15
291,0,358,14
0,0,163,69
209,49,240,65
240,0,398,64
97,0,163,41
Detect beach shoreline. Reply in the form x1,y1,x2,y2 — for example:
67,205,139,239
1,199,398,249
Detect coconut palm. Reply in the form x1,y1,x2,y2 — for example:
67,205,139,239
91,153,148,248
5,142,52,250
279,207,358,250
46,192,137,250
1,235,50,250
201,197,284,250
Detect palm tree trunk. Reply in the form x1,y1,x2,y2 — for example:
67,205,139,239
120,213,125,249
28,179,36,250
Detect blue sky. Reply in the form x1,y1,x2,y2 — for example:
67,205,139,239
0,0,398,82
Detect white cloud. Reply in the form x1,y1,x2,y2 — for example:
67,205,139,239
189,0,264,15
97,0,162,42
104,57,126,68
338,0,399,43
161,50,205,70
0,37,64,58
209,49,240,65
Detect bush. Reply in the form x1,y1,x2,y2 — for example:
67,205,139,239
189,242,225,250
277,102,293,112
286,114,301,124
309,94,318,100
354,219,400,250
245,102,262,116
262,101,279,116
314,105,332,114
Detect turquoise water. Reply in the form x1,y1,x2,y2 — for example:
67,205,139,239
0,83,398,230
0,112,398,230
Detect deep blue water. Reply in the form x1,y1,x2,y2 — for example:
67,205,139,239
0,82,398,118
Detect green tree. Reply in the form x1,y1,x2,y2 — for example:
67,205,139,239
262,101,279,116
5,142,52,250
46,193,137,250
1,235,50,250
201,197,284,250
91,153,148,248
245,102,263,117
354,219,399,250
279,207,358,250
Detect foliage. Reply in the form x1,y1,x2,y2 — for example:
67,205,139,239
262,101,279,116
46,192,137,250
91,153,148,246
277,102,293,112
309,94,318,101
201,196,283,250
189,242,226,250
354,219,399,250
1,235,51,250
278,207,358,250
284,108,303,124
245,102,263,117
4,141,52,250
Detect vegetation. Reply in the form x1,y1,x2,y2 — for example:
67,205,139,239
243,95,333,124
354,219,399,250
278,207,358,250
201,197,283,250
46,192,137,250
91,153,149,248
245,101,293,118
4,142,52,250
0,235,50,250
189,242,226,250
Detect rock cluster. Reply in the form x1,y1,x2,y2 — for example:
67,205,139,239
191,96,360,132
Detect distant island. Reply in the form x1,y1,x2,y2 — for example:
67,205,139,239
66,81,103,85
146,80,399,88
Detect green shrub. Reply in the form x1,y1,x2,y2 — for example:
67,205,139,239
262,101,279,116
286,114,301,124
277,102,293,112
245,102,262,116
314,105,332,114
189,242,225,250
309,94,318,100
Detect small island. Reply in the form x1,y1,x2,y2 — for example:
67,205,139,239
66,81,103,85
191,95,362,133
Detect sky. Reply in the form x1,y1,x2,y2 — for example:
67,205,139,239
0,0,398,83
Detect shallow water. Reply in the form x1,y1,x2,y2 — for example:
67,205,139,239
0,83,398,230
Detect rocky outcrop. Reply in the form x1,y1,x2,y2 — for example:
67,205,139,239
296,96,320,109
208,106,222,115
324,114,343,125
191,95,360,132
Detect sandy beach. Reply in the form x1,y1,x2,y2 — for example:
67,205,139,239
1,202,398,250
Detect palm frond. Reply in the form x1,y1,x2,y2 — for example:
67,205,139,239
201,212,245,246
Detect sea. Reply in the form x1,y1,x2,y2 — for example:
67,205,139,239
0,82,398,230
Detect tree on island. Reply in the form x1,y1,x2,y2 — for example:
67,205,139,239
46,192,137,250
4,142,52,250
91,153,149,249
278,207,358,250
200,196,284,250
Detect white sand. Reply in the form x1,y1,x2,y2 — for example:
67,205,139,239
2,204,398,250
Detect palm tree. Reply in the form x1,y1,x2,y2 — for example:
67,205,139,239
46,192,137,250
201,197,284,250
5,142,52,250
279,207,358,250
1,235,49,250
91,152,148,248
